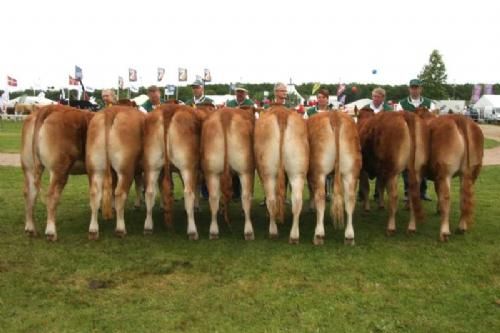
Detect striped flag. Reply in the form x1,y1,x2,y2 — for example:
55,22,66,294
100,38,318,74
69,75,79,85
7,76,18,87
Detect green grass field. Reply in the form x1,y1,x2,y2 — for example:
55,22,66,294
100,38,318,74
484,137,500,149
0,121,22,153
0,165,499,332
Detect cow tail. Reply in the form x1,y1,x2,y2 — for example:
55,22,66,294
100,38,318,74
455,116,474,227
220,111,233,225
161,109,175,228
330,112,344,229
403,112,424,222
102,109,115,220
31,107,52,205
276,112,288,223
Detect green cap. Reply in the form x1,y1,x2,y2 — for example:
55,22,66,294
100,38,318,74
190,80,204,87
234,83,247,92
409,79,422,87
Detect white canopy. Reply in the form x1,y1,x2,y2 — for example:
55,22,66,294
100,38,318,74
473,95,500,109
6,93,56,108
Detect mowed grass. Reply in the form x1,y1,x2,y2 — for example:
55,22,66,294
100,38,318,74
484,137,500,149
0,166,499,332
0,121,22,153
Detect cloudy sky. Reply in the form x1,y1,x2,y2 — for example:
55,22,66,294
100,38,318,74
1,0,499,90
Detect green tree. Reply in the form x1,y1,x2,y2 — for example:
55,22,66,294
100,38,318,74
418,49,448,99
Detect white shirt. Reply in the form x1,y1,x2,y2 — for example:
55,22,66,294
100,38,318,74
396,97,436,111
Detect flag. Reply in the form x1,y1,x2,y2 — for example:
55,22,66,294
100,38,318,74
339,95,346,105
165,85,176,95
7,76,17,87
311,82,321,95
203,68,211,82
484,84,493,95
157,67,165,82
69,75,79,85
130,86,139,93
129,68,137,82
336,83,346,96
118,76,124,89
470,84,482,103
178,68,187,82
85,86,95,93
75,65,83,80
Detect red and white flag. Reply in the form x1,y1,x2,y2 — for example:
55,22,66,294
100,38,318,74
7,76,18,87
69,75,79,85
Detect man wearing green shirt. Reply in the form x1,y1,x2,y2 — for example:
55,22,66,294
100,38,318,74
140,85,164,112
362,87,392,113
226,84,254,107
263,82,292,109
184,80,214,107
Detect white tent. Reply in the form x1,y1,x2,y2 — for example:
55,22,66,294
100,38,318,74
344,98,371,114
6,93,56,108
473,95,500,121
436,100,466,115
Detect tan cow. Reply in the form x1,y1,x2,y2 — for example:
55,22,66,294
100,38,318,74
416,110,484,241
21,105,94,240
358,109,428,235
307,111,361,245
254,105,309,243
143,104,205,240
201,107,255,240
86,106,145,239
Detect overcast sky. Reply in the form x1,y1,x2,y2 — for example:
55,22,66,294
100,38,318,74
1,0,499,90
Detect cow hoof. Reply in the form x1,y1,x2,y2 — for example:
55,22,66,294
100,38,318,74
344,238,355,246
269,233,279,240
46,234,57,242
115,230,127,238
313,235,324,246
289,237,299,245
188,232,199,241
407,229,416,235
439,232,450,242
25,230,37,237
244,232,255,241
455,228,466,235
386,229,396,237
143,229,153,235
88,231,99,240
378,205,385,210
209,233,219,240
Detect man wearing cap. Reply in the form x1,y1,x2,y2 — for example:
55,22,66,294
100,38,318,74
184,80,214,107
363,87,392,113
140,85,164,112
398,79,433,201
306,88,331,118
396,79,435,111
226,85,254,107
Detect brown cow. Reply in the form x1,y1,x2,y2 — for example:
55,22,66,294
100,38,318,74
201,107,255,240
416,109,484,241
86,106,145,239
254,105,309,243
358,109,428,235
21,105,94,240
307,111,362,245
143,104,205,239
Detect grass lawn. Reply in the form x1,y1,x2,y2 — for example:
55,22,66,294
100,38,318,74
484,138,500,149
0,165,499,332
0,120,22,153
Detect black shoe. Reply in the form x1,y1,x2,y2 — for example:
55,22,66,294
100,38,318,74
421,194,432,201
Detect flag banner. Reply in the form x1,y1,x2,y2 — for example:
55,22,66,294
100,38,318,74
339,94,346,105
470,84,482,103
130,86,139,93
85,86,95,93
312,82,321,95
178,68,187,82
129,68,137,82
118,76,124,89
165,85,176,95
7,76,18,87
336,83,346,96
484,84,493,95
75,65,83,80
69,75,79,85
157,67,165,82
203,68,211,82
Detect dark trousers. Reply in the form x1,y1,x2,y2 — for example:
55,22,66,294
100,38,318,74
402,170,428,197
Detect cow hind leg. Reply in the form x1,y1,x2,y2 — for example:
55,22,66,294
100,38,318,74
45,170,69,241
376,177,385,209
437,176,452,241
23,167,41,237
312,174,326,245
133,173,144,209
181,168,198,240
144,168,160,234
343,172,357,245
114,171,134,238
88,170,105,240
385,176,398,236
263,176,279,239
240,172,255,240
359,171,370,212
457,174,474,234
206,173,221,240
289,175,305,244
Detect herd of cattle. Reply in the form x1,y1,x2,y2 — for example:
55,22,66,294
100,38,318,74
20,102,484,244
